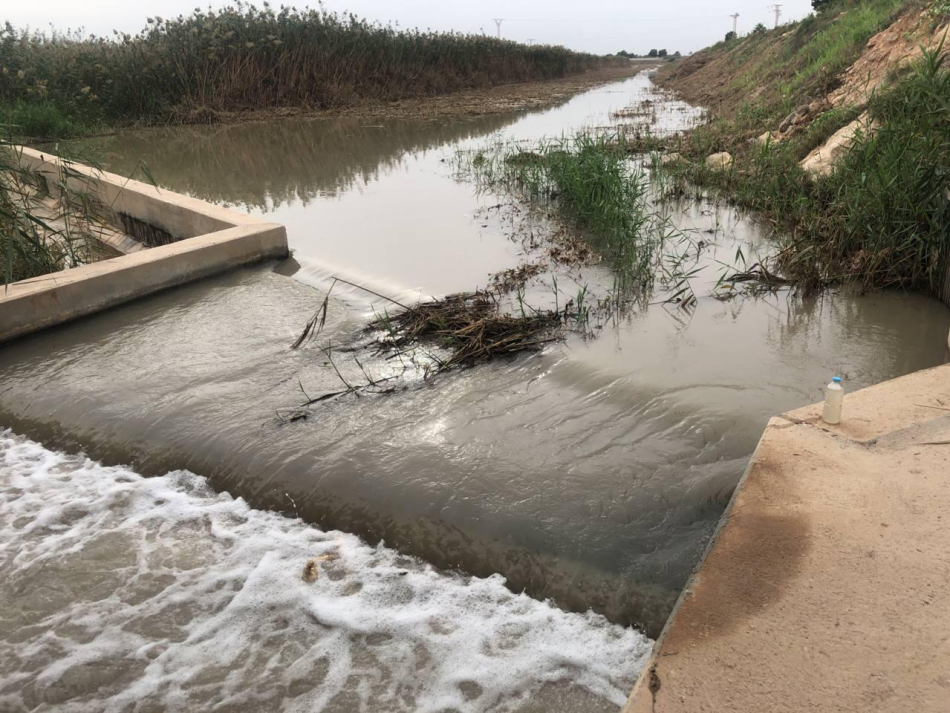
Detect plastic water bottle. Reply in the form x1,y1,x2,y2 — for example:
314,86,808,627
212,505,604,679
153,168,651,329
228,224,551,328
822,376,844,425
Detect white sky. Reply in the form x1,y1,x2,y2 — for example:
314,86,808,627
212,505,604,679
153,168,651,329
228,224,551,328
4,0,815,54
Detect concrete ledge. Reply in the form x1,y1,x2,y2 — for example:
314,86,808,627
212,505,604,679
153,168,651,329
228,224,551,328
1,147,288,343
624,363,950,713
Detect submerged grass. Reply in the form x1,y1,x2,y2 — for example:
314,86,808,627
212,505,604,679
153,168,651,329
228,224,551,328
455,132,685,296
0,5,616,138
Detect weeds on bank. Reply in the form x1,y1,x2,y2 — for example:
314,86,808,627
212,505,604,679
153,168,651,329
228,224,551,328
657,45,950,294
663,0,909,149
0,5,617,138
788,0,907,93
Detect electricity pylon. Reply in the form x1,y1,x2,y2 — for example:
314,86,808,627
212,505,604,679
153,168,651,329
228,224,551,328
768,4,782,28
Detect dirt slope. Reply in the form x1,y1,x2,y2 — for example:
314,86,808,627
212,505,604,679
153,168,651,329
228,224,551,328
658,1,949,172
830,7,949,108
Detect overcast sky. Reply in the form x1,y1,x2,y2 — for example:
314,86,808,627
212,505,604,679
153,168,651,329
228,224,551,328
5,0,815,54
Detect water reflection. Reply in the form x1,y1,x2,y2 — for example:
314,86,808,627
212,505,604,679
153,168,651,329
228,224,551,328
91,113,526,210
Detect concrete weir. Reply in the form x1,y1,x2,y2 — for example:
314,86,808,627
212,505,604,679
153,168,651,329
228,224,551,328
623,362,950,712
1,147,288,343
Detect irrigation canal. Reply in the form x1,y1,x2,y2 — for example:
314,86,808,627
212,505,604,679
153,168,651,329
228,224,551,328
1,71,948,711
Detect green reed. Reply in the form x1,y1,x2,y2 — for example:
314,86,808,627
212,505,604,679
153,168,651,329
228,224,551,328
0,5,616,137
1,139,101,285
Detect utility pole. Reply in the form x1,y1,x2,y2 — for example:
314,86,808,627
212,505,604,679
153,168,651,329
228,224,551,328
768,4,782,28
730,12,740,35
493,18,504,39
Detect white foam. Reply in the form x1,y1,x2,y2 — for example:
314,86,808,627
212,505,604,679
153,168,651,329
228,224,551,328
0,430,651,712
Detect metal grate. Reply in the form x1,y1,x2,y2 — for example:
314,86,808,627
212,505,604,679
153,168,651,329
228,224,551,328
117,212,177,248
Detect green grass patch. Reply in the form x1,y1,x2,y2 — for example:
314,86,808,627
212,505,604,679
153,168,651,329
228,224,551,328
0,102,93,140
456,133,703,305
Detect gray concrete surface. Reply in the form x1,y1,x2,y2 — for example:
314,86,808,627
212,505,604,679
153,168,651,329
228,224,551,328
624,362,950,713
1,147,288,343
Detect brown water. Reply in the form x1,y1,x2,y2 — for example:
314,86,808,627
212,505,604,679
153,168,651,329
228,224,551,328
2,70,949,676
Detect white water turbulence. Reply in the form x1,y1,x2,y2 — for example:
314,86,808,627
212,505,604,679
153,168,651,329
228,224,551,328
0,431,651,712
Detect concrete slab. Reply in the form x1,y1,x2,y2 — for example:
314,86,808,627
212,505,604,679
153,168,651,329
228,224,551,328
623,363,950,713
1,147,288,343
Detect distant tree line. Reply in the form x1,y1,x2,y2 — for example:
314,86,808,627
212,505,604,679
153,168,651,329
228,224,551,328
615,49,681,59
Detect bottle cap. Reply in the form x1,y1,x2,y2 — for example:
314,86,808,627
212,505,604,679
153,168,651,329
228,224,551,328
832,376,842,383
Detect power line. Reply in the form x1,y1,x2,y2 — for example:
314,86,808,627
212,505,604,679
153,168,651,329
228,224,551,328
492,18,504,39
499,15,737,25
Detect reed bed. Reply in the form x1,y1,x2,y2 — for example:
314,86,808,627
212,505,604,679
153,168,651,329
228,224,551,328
0,5,615,137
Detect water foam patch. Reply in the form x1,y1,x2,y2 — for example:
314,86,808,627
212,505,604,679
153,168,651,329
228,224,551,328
0,431,651,712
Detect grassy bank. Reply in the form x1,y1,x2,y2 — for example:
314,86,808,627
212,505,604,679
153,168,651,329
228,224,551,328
0,5,615,139
653,0,950,294
661,0,909,139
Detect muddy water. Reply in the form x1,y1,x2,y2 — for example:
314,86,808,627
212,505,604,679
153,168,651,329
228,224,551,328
0,430,648,711
2,71,949,709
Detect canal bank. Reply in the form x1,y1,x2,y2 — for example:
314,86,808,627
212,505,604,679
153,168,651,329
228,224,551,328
623,359,950,712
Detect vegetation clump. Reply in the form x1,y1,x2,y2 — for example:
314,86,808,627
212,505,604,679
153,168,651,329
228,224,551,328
457,133,679,293
0,5,614,138
288,277,597,410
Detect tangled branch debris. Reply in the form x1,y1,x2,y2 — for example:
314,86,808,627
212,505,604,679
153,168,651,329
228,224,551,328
280,278,592,422
368,290,564,371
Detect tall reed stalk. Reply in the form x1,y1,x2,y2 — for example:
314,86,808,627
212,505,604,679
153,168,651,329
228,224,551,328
1,140,101,286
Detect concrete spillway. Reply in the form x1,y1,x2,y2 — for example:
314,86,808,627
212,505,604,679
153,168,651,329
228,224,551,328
624,361,950,713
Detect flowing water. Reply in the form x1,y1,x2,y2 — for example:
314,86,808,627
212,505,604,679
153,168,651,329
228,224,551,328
2,70,949,711
0,430,647,712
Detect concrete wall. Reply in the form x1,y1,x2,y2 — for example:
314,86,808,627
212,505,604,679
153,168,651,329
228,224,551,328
1,147,289,343
623,362,950,713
